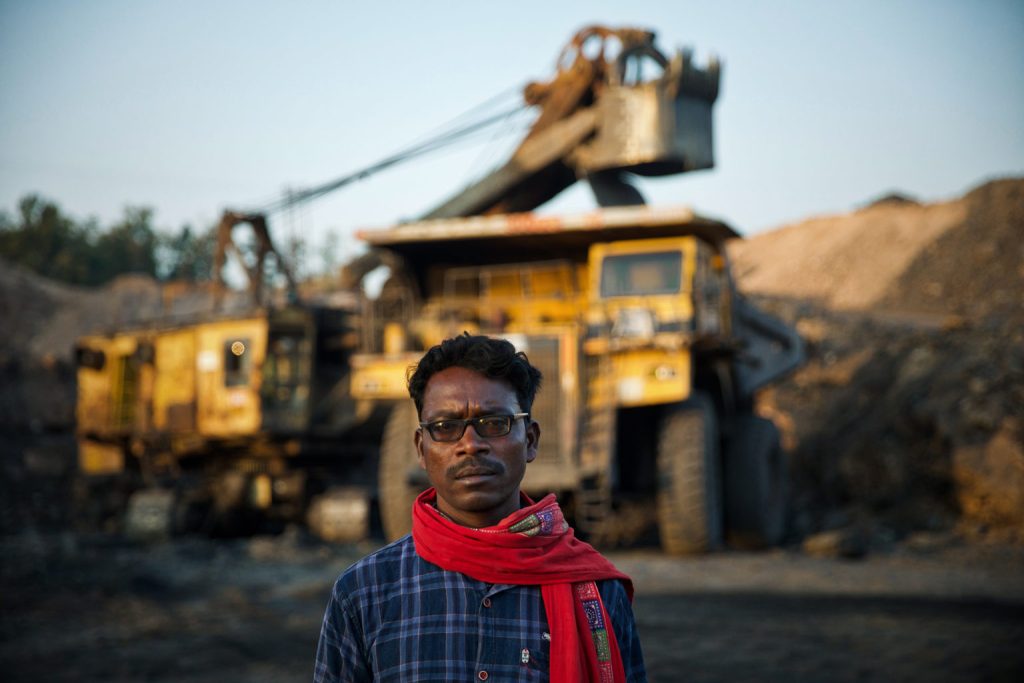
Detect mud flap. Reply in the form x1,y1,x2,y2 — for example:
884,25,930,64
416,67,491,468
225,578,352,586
732,295,805,399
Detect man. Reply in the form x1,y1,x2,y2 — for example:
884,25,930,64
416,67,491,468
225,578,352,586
315,334,646,682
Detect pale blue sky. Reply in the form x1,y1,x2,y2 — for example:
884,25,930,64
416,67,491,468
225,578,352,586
1,1,1022,262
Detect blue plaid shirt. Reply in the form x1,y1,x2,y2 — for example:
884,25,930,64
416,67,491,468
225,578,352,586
314,535,646,682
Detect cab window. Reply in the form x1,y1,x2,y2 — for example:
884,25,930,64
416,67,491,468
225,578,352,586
600,251,682,297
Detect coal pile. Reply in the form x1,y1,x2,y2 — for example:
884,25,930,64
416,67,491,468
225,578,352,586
732,177,1024,547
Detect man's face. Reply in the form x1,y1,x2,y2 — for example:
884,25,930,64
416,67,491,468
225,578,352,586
414,366,539,528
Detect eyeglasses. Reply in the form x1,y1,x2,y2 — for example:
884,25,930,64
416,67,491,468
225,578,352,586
419,413,529,442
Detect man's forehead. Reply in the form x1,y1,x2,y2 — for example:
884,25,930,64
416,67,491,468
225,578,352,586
421,367,519,407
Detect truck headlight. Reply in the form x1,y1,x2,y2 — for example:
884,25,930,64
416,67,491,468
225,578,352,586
653,364,677,381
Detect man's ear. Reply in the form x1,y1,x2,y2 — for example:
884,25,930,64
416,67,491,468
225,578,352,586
525,419,540,464
414,428,426,469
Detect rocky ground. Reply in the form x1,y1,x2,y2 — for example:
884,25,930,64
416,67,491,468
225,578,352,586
1,530,1022,682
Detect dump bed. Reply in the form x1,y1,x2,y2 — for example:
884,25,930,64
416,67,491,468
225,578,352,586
357,205,739,269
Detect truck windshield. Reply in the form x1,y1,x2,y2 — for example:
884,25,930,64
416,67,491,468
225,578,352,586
600,251,683,297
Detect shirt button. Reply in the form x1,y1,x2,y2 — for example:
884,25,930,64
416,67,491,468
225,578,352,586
478,671,488,680
482,597,492,608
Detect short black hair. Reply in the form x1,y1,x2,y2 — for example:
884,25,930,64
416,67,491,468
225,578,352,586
407,333,543,417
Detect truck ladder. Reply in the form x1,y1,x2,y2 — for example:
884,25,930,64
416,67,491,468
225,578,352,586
576,351,616,543
112,354,138,431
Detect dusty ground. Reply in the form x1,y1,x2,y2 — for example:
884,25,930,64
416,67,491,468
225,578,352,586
2,530,1022,683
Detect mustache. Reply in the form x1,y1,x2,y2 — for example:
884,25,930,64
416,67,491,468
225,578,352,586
448,458,506,479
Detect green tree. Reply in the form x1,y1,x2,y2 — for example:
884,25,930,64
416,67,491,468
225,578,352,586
161,224,216,281
0,195,95,283
0,194,168,285
93,206,159,282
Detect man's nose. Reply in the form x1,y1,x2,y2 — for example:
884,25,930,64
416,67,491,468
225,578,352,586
454,421,489,453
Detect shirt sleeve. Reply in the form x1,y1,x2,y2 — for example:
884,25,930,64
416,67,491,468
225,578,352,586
313,581,371,683
599,579,648,683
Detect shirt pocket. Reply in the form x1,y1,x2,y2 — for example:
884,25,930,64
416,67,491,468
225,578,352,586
519,631,551,679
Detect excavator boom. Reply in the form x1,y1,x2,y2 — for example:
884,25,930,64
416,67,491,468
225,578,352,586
423,26,721,219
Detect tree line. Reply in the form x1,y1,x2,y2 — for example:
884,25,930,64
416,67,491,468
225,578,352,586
0,194,216,286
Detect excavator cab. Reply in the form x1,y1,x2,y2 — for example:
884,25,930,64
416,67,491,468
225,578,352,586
260,310,315,433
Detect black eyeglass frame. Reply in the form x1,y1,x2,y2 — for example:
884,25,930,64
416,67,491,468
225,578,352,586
419,412,530,442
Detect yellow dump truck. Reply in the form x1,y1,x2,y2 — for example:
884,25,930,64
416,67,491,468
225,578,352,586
350,205,803,554
74,303,383,539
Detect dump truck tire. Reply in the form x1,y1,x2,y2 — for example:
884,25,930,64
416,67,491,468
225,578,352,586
656,392,723,555
724,415,786,549
379,401,421,541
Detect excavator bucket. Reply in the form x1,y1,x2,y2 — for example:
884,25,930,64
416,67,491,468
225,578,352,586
575,48,720,176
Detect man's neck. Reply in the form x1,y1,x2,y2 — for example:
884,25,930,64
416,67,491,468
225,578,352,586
434,495,525,529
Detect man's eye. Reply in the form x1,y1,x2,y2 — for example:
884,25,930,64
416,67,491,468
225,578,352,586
433,420,460,432
479,416,507,428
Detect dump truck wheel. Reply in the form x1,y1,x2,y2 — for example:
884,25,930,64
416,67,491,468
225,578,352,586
379,400,422,541
656,392,723,555
724,415,786,548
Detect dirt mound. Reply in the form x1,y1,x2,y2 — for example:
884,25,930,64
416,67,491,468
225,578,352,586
0,259,163,362
0,263,206,534
0,260,163,434
876,179,1024,318
0,260,249,435
735,178,1024,542
729,177,1024,319
756,300,1023,538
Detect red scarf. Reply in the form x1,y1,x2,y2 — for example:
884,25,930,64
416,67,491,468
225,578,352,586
412,488,632,683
